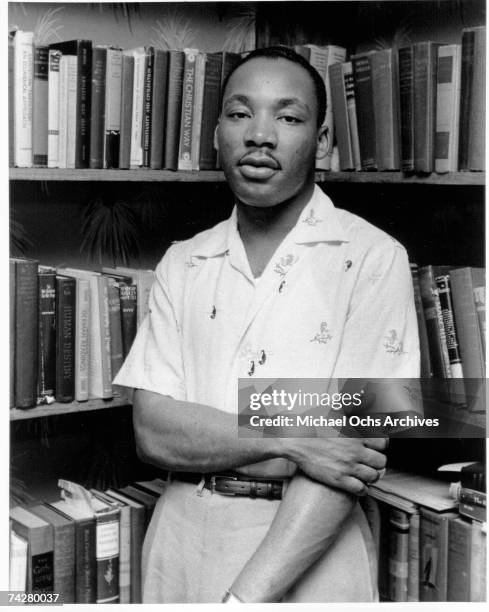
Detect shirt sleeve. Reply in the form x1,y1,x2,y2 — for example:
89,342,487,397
113,248,186,401
333,238,421,379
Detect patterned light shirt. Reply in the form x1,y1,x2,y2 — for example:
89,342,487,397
114,185,420,413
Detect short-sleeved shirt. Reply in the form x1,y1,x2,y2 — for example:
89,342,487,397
114,185,420,412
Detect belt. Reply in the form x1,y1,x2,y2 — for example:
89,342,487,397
171,472,285,500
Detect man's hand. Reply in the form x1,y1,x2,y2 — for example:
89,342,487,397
284,437,388,496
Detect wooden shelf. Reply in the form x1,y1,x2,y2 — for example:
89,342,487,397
9,168,485,186
10,395,131,421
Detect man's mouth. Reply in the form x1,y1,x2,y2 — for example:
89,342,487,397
238,154,280,179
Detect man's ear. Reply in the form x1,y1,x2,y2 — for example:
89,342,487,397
315,124,329,160
213,120,220,151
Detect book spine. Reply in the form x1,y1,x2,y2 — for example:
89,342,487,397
407,511,420,601
178,49,198,171
343,62,362,171
321,45,347,171
470,520,486,601
164,51,185,170
435,45,461,173
411,265,433,378
468,27,486,170
75,278,90,401
95,510,120,603
15,260,39,408
104,48,122,169
215,52,241,169
388,508,409,601
13,31,34,167
47,50,61,168
473,285,486,356
436,274,464,377
119,55,134,169
55,277,76,403
74,518,96,603
32,45,49,167
329,62,355,170
76,41,92,168
458,29,475,170
129,50,146,168
11,519,54,594
107,283,124,379
459,488,486,507
142,48,154,168
58,56,68,169
8,35,14,166
352,54,377,170
10,260,16,407
117,505,131,603
38,271,56,399
119,283,137,358
191,53,206,170
413,42,437,173
420,509,456,601
99,277,113,397
66,56,78,169
9,530,27,591
149,50,168,170
447,517,472,601
398,46,415,171
89,47,107,169
198,53,222,170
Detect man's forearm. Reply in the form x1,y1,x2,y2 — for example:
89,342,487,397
229,472,357,603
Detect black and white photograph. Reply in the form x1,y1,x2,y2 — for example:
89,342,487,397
7,0,486,605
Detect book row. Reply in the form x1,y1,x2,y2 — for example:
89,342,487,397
10,259,153,409
367,464,486,602
9,478,167,603
329,28,486,173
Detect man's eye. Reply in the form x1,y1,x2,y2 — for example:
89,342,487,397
278,115,302,124
228,111,250,119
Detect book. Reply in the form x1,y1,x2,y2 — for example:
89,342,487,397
49,40,92,168
9,529,28,591
371,48,400,171
133,478,167,497
329,62,356,170
388,507,409,601
8,32,14,166
435,274,464,378
13,258,39,408
142,47,154,168
419,509,458,601
104,47,123,168
47,49,61,168
89,46,107,169
470,519,486,601
214,51,241,170
178,48,199,171
126,47,146,168
458,487,486,507
65,54,78,169
9,506,54,593
407,511,420,601
447,516,472,601
29,502,76,603
116,485,158,529
473,285,486,356
90,495,120,604
119,282,137,357
32,45,49,167
13,30,34,167
352,51,377,170
57,55,69,169
410,264,432,378
191,52,206,170
434,44,461,173
104,489,145,603
74,277,90,402
9,260,16,407
37,266,56,401
164,50,185,170
149,49,169,170
107,279,124,380
343,61,362,171
103,266,154,328
55,276,76,403
413,41,439,173
199,53,222,170
398,46,415,171
119,54,134,169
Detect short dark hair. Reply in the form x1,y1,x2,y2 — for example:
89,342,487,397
221,46,327,127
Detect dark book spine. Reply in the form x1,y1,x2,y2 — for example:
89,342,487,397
468,27,486,170
413,42,437,173
215,52,241,169
164,51,184,170
8,35,14,166
31,550,55,593
55,277,76,403
399,47,415,171
10,260,16,407
435,274,463,377
15,260,39,408
32,45,49,167
199,53,222,170
119,283,137,358
458,30,475,170
150,50,169,169
95,511,120,603
75,518,97,603
119,55,134,169
89,47,106,169
142,48,154,168
178,50,197,170
352,54,377,170
107,283,124,379
459,487,486,506
38,271,56,399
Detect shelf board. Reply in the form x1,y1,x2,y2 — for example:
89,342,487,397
9,168,485,186
10,395,131,421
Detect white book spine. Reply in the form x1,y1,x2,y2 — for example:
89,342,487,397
57,56,68,168
75,278,90,401
9,530,28,591
191,53,206,170
129,49,146,167
13,30,34,167
66,55,78,169
99,276,113,396
118,504,131,603
178,48,198,171
48,50,61,167
103,48,123,167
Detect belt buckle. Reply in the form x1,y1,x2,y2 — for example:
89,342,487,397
210,475,237,495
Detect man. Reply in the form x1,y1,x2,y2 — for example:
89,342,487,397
114,46,420,603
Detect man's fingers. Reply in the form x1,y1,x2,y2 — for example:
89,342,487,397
340,476,368,497
351,464,382,485
359,447,387,470
363,437,389,451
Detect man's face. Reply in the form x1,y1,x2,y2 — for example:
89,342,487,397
215,57,326,208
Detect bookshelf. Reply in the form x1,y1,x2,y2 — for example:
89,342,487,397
10,396,130,421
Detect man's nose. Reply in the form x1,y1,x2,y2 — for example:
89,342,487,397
244,113,277,148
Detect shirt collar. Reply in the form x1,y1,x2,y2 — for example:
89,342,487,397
189,184,349,259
